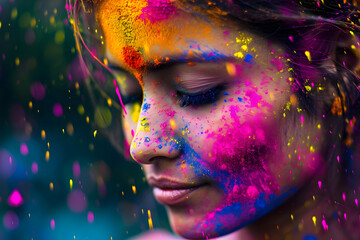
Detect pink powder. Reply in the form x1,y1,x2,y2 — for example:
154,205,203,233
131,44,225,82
53,103,63,117
20,143,29,156
87,211,94,223
31,162,38,174
8,189,23,207
73,161,80,178
30,82,46,100
245,90,262,108
139,0,177,23
50,219,55,230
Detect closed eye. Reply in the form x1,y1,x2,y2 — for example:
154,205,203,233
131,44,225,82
176,85,224,107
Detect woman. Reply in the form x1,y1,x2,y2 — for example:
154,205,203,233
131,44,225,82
68,0,360,239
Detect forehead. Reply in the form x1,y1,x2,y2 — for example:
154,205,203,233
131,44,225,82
97,0,267,71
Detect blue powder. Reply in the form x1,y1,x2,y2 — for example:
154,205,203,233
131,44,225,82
244,54,253,63
303,235,317,240
238,97,244,103
142,103,151,112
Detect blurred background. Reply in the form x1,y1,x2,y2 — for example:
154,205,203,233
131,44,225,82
0,0,170,239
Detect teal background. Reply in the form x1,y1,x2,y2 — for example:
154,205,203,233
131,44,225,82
0,0,170,239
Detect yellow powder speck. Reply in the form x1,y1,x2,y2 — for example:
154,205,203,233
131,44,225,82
132,186,136,194
107,98,112,107
15,58,20,66
41,130,46,140
45,151,50,161
305,51,312,61
317,124,321,129
29,101,33,109
93,130,97,137
30,18,36,27
50,182,54,191
70,179,73,190
11,9,18,19
234,51,244,58
131,102,141,123
310,146,315,153
148,210,153,229
50,16,55,24
312,216,316,227
86,116,90,123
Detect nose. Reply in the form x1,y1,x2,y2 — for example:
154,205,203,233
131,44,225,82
129,100,183,164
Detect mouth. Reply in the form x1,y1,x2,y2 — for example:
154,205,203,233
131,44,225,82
148,177,207,205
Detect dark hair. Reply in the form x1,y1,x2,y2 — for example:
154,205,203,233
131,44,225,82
67,0,360,199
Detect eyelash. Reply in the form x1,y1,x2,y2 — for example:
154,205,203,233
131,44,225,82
121,86,224,107
177,85,224,107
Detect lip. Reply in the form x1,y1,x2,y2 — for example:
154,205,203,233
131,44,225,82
148,177,206,205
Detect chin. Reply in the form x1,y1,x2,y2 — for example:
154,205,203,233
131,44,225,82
165,203,253,239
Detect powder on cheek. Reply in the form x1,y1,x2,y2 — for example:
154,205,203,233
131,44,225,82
206,107,281,206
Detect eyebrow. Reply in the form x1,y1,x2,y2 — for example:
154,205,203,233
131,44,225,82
107,51,238,74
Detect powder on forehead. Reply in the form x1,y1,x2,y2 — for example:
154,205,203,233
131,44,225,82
96,0,219,69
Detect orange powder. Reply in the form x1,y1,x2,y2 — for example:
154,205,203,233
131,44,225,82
122,46,145,71
96,0,218,70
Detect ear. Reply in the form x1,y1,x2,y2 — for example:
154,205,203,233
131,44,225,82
334,31,360,75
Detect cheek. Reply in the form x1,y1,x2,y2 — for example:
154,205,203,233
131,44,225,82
205,118,283,204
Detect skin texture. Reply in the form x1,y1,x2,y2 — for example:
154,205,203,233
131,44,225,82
97,0,340,239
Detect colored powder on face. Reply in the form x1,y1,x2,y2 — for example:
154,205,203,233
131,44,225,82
245,90,263,108
122,46,145,71
139,0,177,23
205,107,282,208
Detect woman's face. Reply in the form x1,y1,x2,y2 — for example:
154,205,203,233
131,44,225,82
98,0,327,238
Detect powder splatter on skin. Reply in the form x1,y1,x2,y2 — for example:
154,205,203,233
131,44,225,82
122,46,145,71
139,0,177,23
98,0,218,70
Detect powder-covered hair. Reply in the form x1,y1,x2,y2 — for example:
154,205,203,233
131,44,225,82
67,0,360,193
